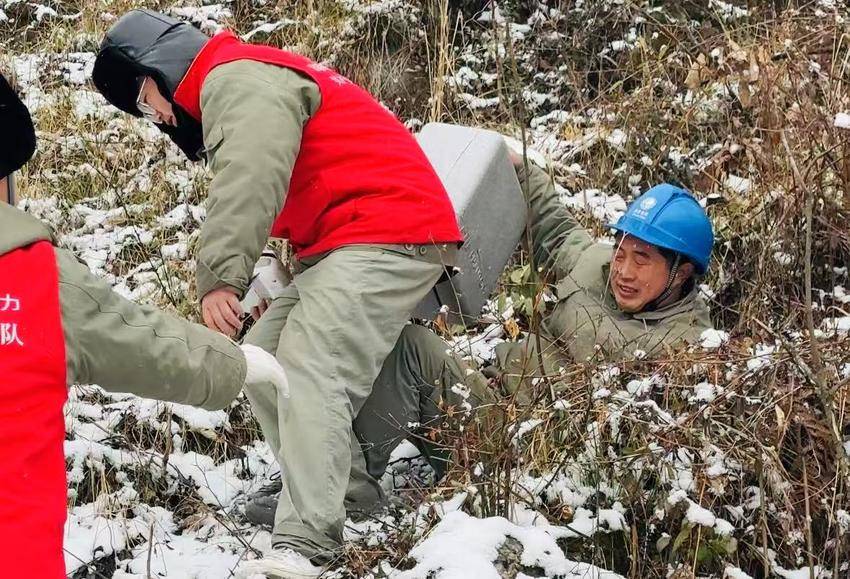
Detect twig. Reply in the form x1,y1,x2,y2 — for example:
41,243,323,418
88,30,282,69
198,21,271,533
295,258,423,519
781,129,850,488
146,519,155,579
800,431,816,579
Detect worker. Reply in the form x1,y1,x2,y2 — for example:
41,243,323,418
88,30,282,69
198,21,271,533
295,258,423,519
93,10,463,577
0,71,290,579
354,150,715,481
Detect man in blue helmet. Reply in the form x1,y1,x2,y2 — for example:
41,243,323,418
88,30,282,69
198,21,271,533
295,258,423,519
349,151,716,481
242,146,718,544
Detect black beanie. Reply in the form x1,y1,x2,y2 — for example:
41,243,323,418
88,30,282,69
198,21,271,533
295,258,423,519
0,74,36,179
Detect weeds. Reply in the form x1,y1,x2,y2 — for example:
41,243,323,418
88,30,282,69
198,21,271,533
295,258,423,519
3,0,850,576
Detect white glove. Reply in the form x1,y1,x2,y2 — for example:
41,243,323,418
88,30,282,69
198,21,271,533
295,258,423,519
240,251,290,312
240,344,290,398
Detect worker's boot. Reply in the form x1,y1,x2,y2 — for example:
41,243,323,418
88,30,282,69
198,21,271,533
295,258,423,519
244,474,282,527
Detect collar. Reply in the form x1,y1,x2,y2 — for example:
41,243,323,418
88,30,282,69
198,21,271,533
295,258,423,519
172,31,240,121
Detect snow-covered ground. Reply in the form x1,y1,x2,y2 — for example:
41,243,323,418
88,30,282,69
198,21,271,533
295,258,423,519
4,1,850,577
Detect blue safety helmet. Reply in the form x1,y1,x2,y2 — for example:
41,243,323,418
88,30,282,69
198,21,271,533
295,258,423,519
607,184,714,274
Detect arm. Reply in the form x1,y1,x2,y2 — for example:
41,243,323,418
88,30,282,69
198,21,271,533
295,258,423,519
196,60,321,302
593,318,705,360
557,309,709,362
57,248,247,410
516,163,594,282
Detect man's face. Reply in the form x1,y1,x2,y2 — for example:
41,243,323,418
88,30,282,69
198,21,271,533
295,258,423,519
610,235,674,313
137,77,177,126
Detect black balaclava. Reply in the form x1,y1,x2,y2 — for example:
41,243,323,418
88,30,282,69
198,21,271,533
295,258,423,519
92,9,210,161
0,74,36,180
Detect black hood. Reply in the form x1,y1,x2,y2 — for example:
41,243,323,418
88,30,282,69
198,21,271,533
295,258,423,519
93,9,210,160
0,74,36,179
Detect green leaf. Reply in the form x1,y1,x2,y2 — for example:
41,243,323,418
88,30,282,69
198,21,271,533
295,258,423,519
696,543,715,564
671,523,692,554
509,264,530,285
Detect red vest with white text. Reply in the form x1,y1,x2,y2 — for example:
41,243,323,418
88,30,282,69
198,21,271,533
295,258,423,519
0,241,68,578
174,32,463,258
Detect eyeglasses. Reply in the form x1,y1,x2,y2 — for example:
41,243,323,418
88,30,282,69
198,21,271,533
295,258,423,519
136,78,161,123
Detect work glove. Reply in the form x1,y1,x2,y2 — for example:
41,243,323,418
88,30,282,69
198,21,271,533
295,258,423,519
240,344,290,399
241,250,290,320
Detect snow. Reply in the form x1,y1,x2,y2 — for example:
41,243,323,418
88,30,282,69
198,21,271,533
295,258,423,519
724,567,755,579
10,2,850,576
837,510,850,535
393,511,624,579
606,129,628,149
700,329,730,349
243,19,301,41
667,490,735,536
592,366,621,390
512,418,544,442
724,174,752,194
166,451,255,507
829,286,850,304
710,0,750,21
564,188,627,222
60,53,95,85
690,381,720,404
119,532,246,578
73,90,112,119
834,112,850,129
458,93,501,110
773,251,793,266
746,343,776,372
33,4,59,21
170,5,232,34
448,323,505,364
65,500,149,574
773,567,824,579
822,316,850,336
625,376,658,398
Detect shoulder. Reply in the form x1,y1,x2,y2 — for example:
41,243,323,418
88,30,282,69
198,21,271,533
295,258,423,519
201,59,321,114
0,204,54,255
571,242,613,287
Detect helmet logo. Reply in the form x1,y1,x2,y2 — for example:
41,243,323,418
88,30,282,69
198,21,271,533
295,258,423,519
632,196,657,220
640,196,657,210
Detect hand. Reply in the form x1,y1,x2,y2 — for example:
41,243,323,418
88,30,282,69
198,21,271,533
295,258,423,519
507,148,524,169
240,344,290,398
250,298,271,322
202,287,244,337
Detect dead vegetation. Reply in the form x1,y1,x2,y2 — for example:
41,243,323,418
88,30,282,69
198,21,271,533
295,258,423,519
3,1,850,577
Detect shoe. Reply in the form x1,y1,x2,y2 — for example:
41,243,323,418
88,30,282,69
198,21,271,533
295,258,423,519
246,474,389,526
244,474,282,527
235,547,324,579
250,473,283,498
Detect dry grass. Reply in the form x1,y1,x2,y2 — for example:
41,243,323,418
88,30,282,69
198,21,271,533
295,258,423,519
3,1,850,577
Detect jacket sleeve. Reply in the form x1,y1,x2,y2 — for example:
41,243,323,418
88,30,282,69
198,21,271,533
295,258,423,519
196,60,322,300
518,163,594,282
599,320,705,360
562,310,708,362
56,248,247,410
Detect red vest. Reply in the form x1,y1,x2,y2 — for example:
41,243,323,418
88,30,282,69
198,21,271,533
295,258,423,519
0,241,68,578
174,32,463,258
